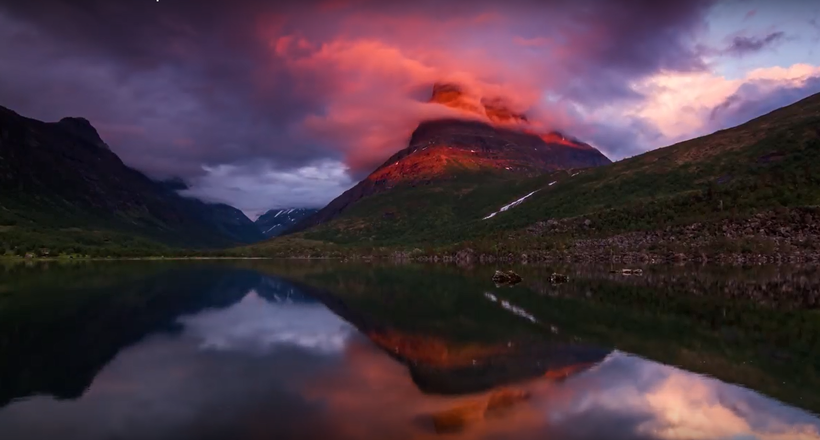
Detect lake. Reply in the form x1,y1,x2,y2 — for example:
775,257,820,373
0,260,818,440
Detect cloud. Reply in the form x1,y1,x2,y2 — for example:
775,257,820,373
0,0,714,176
612,63,820,148
635,369,820,440
178,160,355,218
266,0,716,174
724,31,785,57
707,73,820,130
179,290,355,355
0,0,818,212
549,353,820,440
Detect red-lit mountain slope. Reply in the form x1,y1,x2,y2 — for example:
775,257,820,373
289,84,611,233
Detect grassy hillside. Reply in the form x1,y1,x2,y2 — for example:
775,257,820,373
301,169,563,245
0,106,265,257
250,92,820,255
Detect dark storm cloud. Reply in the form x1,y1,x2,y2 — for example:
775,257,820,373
547,0,712,106
724,31,785,56
0,0,329,178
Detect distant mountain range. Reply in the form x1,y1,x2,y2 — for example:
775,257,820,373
255,208,318,238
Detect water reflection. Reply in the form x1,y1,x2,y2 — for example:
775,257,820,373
181,290,353,355
0,262,818,440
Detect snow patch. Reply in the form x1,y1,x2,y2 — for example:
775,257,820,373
482,190,539,220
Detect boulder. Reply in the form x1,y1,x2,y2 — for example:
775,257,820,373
492,270,522,285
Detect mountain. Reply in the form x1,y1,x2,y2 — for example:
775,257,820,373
183,200,264,244
156,178,265,244
0,105,264,255
255,208,318,238
289,84,611,235
255,91,820,254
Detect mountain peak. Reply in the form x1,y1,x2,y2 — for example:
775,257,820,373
57,117,110,150
288,117,612,233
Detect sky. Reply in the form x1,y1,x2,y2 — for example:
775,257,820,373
1,0,819,218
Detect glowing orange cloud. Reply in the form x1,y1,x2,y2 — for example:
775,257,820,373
256,6,587,175
250,1,785,173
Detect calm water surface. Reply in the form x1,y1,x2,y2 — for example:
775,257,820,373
0,261,818,440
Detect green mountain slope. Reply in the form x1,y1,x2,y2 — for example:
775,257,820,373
260,91,820,253
0,106,264,256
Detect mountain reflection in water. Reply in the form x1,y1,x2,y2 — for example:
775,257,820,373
0,261,818,440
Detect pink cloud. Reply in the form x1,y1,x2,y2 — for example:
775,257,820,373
262,9,596,173
247,1,717,174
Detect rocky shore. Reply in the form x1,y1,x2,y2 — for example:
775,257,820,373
392,207,820,265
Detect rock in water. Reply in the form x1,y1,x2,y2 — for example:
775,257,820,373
492,270,522,285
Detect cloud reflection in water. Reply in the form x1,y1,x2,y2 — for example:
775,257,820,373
178,290,354,355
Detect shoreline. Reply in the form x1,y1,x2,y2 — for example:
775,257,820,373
4,249,820,265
